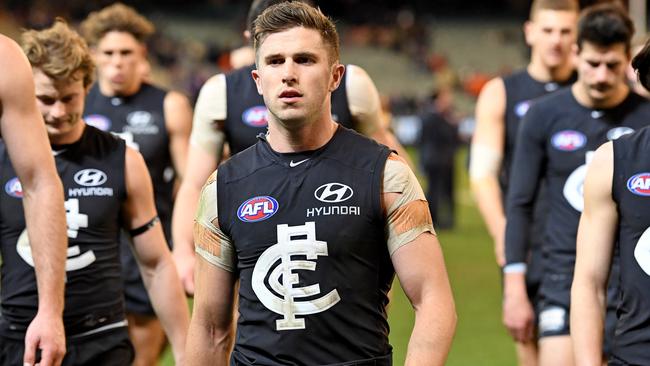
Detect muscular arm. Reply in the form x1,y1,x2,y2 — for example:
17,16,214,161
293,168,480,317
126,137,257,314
172,74,225,295
502,104,547,342
164,90,193,181
186,171,237,365
470,77,506,266
0,35,67,366
384,154,456,365
122,147,190,363
346,64,414,168
571,143,617,366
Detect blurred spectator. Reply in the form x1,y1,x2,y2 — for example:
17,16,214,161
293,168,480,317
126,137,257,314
418,88,459,229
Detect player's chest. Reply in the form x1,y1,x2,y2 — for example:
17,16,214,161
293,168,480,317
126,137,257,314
224,168,381,264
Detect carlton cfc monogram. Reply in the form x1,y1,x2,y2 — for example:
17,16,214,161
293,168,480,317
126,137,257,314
251,222,341,331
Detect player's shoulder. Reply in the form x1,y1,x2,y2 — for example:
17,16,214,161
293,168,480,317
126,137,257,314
224,64,255,82
525,87,573,118
622,91,650,114
501,69,531,87
78,124,125,157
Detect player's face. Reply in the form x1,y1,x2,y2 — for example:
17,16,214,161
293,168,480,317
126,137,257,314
93,31,145,95
252,26,343,129
526,10,577,69
33,69,87,144
575,42,630,104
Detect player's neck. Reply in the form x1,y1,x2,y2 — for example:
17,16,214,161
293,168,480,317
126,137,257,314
266,116,338,153
98,77,141,97
571,82,630,109
527,60,573,83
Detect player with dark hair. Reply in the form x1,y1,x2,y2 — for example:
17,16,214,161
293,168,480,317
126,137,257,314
471,3,579,363
80,3,193,364
172,0,411,296
185,2,456,365
571,37,650,366
0,34,67,366
0,20,190,365
504,3,650,365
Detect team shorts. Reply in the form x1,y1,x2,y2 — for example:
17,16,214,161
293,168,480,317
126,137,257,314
0,327,133,366
537,268,619,357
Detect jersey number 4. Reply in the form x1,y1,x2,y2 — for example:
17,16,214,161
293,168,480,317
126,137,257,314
16,198,96,271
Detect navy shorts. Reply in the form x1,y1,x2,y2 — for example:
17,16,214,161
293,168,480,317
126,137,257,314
0,327,133,366
537,270,619,357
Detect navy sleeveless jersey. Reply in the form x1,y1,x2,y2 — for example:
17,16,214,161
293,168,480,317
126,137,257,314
501,70,576,191
506,89,650,273
611,126,650,364
224,64,353,155
501,70,576,260
84,83,173,240
218,127,392,365
0,125,127,338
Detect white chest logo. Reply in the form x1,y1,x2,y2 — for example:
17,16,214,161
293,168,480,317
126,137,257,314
74,169,107,187
252,222,340,331
314,183,353,203
127,111,153,127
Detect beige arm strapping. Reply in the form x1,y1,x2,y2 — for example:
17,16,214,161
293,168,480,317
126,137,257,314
189,74,227,156
194,171,235,272
384,156,436,255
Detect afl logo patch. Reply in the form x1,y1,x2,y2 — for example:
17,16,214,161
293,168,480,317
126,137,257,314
514,100,532,118
85,114,111,131
627,173,650,196
74,169,107,187
237,196,279,222
242,106,268,127
551,130,587,151
314,183,354,203
607,127,634,141
5,177,23,198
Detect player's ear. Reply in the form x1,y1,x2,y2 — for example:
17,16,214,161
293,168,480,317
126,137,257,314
329,63,345,92
251,68,263,95
571,43,580,68
523,20,535,47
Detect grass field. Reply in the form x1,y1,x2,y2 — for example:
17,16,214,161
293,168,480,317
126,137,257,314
162,147,517,365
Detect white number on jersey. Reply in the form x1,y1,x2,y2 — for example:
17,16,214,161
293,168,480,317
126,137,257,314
563,151,594,212
17,198,96,271
112,131,140,151
634,226,650,276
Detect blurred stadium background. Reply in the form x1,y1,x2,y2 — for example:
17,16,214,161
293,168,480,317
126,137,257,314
1,0,647,364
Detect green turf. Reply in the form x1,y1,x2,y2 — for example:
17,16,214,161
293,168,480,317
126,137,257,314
161,147,517,365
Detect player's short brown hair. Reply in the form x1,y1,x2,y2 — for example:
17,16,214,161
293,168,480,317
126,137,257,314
577,2,634,53
80,3,154,47
530,0,580,20
22,19,95,88
252,1,339,64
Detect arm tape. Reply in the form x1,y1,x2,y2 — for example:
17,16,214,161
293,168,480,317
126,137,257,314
129,216,160,237
469,143,503,181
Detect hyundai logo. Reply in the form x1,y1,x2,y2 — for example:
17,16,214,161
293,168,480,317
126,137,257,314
127,111,153,127
314,183,353,203
74,169,107,187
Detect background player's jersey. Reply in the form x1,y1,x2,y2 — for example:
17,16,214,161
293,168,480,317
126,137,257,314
0,126,127,339
223,64,353,155
218,127,392,365
611,126,650,364
506,89,650,273
501,70,576,192
84,83,173,240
